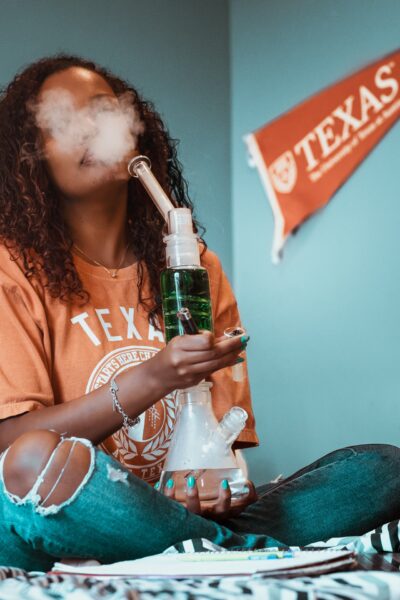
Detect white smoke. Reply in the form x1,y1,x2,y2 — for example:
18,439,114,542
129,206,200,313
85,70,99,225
34,89,144,166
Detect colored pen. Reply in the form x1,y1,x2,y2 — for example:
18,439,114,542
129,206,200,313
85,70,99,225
249,552,294,560
181,551,294,562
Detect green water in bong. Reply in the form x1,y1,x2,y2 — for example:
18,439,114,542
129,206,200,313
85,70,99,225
161,266,213,342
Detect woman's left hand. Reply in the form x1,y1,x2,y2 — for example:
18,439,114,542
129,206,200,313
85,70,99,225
162,478,258,521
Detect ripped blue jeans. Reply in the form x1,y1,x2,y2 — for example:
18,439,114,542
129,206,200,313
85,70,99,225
1,440,399,571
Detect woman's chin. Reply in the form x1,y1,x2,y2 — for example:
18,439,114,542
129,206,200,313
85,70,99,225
84,162,128,184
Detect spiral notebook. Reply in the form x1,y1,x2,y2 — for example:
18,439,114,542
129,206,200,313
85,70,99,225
52,549,356,579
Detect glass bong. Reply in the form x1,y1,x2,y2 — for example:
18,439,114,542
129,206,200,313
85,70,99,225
160,379,248,504
128,156,249,505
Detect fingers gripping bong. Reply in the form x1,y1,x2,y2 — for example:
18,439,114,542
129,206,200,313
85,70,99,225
159,475,257,520
156,308,250,391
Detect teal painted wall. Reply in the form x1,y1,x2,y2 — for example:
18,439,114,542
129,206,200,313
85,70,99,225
0,0,232,273
231,0,400,484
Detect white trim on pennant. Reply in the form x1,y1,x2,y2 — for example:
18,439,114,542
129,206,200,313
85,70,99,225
244,133,287,263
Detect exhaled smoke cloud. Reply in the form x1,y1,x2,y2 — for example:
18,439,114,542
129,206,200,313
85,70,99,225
34,89,144,166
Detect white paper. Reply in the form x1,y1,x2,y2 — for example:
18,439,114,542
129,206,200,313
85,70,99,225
52,549,355,578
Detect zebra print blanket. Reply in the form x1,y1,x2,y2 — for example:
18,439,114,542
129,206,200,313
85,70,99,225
0,519,399,599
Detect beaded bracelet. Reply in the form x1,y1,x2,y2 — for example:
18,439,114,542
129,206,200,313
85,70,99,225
110,377,140,428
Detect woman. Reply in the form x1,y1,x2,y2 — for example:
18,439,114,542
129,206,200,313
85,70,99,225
0,55,399,571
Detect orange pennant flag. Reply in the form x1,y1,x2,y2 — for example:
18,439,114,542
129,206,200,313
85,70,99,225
245,49,400,262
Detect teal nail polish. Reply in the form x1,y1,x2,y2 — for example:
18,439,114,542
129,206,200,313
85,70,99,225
187,476,196,488
166,479,174,489
235,357,245,364
221,479,230,490
154,482,160,490
240,335,250,344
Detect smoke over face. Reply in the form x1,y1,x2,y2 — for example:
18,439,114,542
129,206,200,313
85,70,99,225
34,89,144,166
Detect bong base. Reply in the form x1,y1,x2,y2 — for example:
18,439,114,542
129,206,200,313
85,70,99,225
159,467,247,504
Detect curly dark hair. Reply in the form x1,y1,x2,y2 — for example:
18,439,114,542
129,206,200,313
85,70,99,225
0,54,204,323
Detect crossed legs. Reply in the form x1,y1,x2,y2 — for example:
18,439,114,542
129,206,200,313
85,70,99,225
0,430,274,570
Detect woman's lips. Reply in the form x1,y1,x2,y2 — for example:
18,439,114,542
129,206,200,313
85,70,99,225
80,151,123,171
80,150,96,167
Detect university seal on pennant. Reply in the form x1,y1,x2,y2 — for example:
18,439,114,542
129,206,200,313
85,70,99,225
269,150,297,194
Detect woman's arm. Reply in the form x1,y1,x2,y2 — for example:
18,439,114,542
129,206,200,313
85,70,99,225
0,331,244,451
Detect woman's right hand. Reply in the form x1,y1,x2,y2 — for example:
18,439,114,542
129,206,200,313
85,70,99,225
149,331,248,395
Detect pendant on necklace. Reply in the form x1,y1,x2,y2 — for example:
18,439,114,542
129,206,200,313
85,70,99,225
111,270,118,278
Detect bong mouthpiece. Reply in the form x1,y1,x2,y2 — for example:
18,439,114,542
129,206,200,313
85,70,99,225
127,155,175,223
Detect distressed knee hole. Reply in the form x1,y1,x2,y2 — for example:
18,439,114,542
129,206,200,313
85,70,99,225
1,430,95,515
106,463,129,484
37,439,93,508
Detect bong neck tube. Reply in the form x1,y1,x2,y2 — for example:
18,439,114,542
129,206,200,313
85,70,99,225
128,154,200,267
128,155,174,223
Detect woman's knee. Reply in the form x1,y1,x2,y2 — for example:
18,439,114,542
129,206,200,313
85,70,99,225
2,430,94,512
347,443,400,461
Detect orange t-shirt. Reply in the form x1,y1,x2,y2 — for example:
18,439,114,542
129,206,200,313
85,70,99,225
0,245,258,483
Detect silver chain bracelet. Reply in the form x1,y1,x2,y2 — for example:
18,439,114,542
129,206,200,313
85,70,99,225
110,377,140,428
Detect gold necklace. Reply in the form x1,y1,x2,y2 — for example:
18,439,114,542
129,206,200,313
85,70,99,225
73,242,130,278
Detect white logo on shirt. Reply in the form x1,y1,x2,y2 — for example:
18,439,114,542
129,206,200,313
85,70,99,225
85,345,176,483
